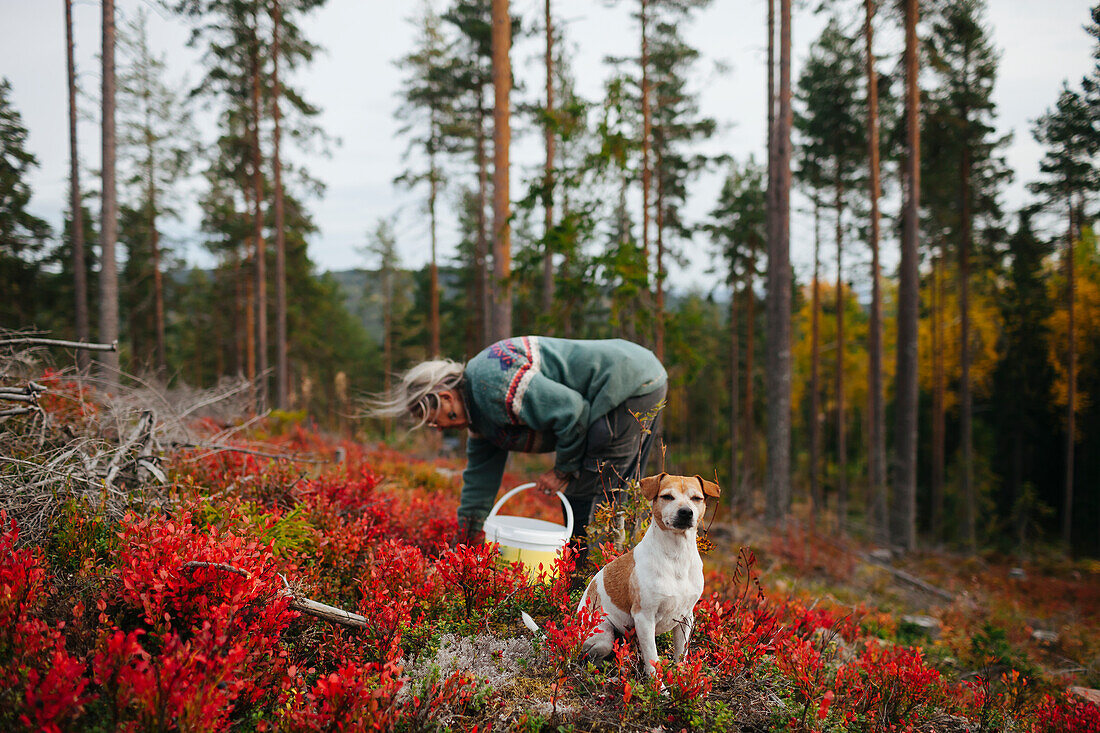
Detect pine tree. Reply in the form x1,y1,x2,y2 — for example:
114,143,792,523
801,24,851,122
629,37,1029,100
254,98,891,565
100,0,121,384
924,0,1010,551
117,8,196,377
649,11,716,362
795,17,864,533
704,158,766,508
490,0,512,340
1030,82,1098,550
396,2,454,358
0,79,51,327
893,0,922,551
765,0,794,524
65,0,89,368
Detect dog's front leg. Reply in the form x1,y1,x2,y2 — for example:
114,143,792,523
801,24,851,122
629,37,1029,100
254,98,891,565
671,615,693,662
633,612,660,676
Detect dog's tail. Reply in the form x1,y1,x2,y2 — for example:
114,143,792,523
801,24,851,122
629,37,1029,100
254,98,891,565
520,611,542,636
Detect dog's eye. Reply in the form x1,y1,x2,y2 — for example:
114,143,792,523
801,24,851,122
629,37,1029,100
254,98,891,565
659,493,675,500
691,496,704,502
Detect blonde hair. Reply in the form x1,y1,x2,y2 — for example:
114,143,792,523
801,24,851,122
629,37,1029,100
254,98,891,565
368,359,466,428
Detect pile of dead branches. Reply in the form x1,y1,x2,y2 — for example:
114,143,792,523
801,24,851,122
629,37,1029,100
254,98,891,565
0,331,263,545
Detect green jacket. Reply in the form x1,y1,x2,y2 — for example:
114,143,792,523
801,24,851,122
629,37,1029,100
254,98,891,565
457,336,667,524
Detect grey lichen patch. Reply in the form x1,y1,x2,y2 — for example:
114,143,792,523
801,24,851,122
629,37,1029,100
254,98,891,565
404,633,541,690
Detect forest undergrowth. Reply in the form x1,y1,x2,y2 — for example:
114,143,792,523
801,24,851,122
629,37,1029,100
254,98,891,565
1,370,1098,732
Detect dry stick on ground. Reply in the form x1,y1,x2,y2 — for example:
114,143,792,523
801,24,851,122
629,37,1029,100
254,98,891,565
0,337,118,351
860,553,954,602
180,562,368,629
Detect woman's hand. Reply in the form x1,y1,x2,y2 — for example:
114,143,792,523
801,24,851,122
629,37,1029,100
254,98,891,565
535,468,570,495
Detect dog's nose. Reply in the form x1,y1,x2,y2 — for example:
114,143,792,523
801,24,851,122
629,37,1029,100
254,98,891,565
673,507,694,528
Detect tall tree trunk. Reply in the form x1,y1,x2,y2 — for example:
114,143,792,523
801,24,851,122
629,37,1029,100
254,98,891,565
811,191,822,527
490,0,512,341
382,262,393,437
655,153,665,363
99,0,120,385
1063,198,1076,551
542,0,555,315
931,249,945,542
272,0,289,410
149,175,166,377
730,271,740,509
250,20,267,409
892,0,920,552
835,177,847,534
744,258,756,498
765,0,793,523
429,144,441,356
244,185,256,384
66,0,89,372
640,0,652,287
863,0,887,543
476,111,490,348
960,141,976,553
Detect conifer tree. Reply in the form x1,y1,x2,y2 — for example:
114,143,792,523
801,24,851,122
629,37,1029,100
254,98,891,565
0,79,51,327
117,8,196,377
100,0,121,384
795,17,864,533
65,0,89,369
1030,82,1097,550
924,0,1010,551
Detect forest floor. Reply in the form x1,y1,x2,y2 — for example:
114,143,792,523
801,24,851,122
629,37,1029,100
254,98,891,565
1,371,1098,732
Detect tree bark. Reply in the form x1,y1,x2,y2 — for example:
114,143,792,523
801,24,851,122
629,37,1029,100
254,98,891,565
1063,198,1076,551
542,0,555,315
149,177,166,377
429,141,441,357
640,0,652,286
744,254,756,497
765,0,793,523
66,0,89,373
960,141,976,553
655,152,665,363
250,17,268,410
892,0,920,552
863,0,887,544
730,268,740,510
490,0,512,341
835,176,847,535
811,191,822,527
476,112,490,348
931,250,945,543
272,0,289,410
99,0,120,386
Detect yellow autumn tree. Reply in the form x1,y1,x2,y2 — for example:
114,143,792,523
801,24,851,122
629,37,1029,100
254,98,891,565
1046,227,1100,418
917,263,1000,412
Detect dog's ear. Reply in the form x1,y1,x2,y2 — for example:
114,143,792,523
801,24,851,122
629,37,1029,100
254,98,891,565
639,473,667,501
695,475,721,499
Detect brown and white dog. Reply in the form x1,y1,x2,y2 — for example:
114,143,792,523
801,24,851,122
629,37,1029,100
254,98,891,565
565,473,720,675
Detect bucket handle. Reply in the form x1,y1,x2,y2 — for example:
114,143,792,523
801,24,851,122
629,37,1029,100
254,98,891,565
486,482,574,539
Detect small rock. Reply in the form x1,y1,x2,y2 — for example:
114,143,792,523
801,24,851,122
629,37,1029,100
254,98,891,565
901,614,942,640
1008,567,1027,580
1069,687,1100,706
1031,629,1060,646
869,548,893,563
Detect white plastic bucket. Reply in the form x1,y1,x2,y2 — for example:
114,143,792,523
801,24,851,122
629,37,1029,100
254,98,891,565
483,482,574,579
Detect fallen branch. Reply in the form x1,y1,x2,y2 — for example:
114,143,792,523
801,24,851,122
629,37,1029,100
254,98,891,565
0,337,118,352
861,553,954,601
180,562,367,629
285,595,368,629
181,560,252,578
177,442,328,464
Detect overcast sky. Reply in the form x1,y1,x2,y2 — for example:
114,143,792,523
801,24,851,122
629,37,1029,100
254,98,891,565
1,0,1095,292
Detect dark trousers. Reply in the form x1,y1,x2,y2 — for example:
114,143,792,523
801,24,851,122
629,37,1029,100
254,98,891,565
561,385,666,562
